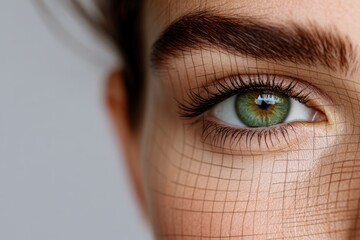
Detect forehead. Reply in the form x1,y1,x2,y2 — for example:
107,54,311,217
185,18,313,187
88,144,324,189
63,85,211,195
144,0,360,49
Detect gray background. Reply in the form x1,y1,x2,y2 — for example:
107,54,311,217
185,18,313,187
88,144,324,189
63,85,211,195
0,1,152,239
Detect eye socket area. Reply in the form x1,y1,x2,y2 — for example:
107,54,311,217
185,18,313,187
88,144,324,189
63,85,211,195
178,74,330,152
211,90,326,128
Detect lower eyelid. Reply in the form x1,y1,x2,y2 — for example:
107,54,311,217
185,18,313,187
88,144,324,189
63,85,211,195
199,119,327,154
205,96,327,152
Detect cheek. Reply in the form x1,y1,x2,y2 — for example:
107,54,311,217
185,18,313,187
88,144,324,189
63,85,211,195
141,97,360,239
139,65,360,239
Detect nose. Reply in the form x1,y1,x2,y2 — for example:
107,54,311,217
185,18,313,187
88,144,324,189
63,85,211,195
288,156,360,240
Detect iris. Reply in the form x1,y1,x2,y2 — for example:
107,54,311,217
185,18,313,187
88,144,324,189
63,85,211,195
235,91,290,127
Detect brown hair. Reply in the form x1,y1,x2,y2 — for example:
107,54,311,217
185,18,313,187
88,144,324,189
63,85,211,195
73,0,144,129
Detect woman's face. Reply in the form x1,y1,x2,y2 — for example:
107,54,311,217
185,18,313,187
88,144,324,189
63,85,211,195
134,0,360,238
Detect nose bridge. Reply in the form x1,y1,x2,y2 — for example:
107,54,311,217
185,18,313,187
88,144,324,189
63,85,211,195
281,153,360,239
338,156,360,239
347,167,360,240
313,155,360,239
349,200,360,240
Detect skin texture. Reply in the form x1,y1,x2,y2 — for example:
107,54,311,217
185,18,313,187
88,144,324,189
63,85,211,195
110,0,360,239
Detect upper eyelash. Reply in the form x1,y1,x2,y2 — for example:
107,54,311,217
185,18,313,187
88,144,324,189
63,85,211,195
178,74,312,119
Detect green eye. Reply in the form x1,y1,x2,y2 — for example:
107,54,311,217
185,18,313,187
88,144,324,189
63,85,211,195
213,88,318,129
235,91,291,127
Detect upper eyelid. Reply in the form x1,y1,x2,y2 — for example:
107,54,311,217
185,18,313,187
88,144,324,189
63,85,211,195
178,74,323,119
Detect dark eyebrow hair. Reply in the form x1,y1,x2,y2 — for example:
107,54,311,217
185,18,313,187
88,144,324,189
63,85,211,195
151,11,358,75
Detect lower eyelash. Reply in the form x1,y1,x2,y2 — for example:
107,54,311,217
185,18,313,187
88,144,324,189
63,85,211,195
201,119,298,151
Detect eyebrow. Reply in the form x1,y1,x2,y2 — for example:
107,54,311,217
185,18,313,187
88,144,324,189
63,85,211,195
151,11,358,75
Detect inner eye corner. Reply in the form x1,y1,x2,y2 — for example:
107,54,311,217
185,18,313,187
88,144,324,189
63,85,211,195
311,109,328,123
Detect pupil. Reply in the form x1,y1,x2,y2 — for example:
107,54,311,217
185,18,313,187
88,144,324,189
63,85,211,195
258,100,271,110
255,94,276,110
